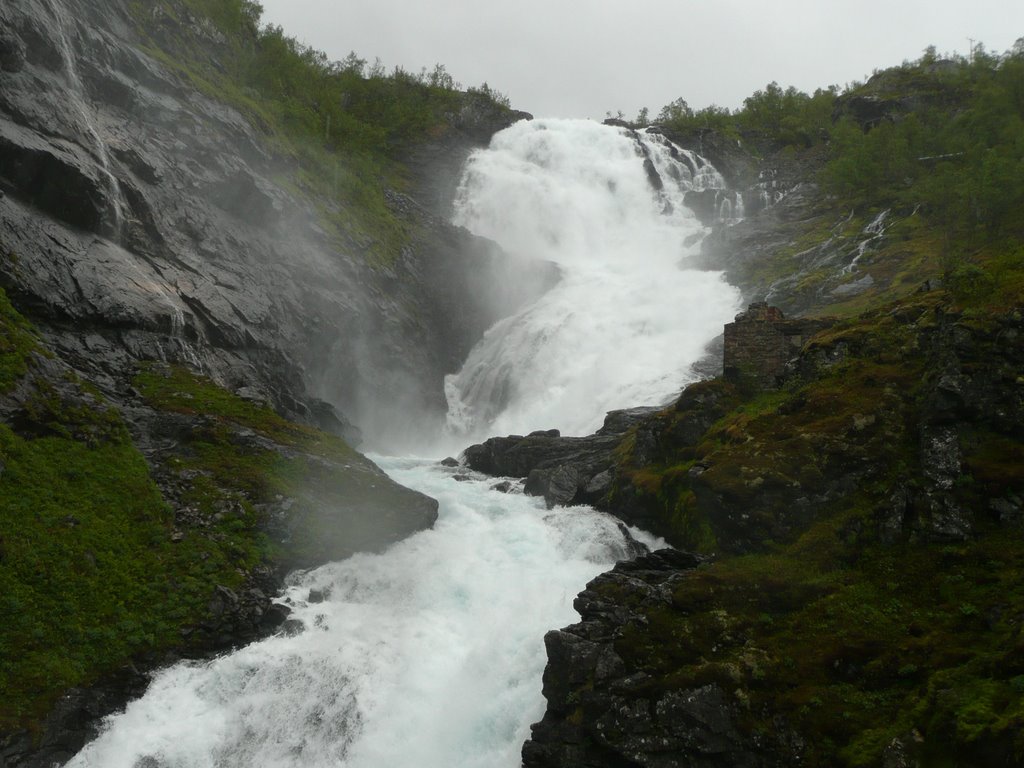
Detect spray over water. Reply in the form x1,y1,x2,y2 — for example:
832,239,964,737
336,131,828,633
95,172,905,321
445,119,741,439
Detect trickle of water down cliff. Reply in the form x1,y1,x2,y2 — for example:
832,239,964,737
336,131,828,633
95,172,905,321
64,120,742,768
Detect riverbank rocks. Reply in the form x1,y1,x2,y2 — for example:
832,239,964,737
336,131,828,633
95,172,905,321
521,549,775,768
462,408,657,508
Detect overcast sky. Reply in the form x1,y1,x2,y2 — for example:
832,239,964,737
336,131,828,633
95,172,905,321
259,1,1024,119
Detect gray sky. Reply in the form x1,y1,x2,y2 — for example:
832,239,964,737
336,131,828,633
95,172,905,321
259,1,1024,119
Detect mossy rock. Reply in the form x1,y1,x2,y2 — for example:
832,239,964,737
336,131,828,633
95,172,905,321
0,291,437,733
132,362,438,570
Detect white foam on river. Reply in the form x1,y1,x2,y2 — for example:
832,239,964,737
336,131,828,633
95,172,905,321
64,459,664,768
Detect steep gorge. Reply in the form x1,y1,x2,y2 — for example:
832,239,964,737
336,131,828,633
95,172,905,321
2,2,1024,766
0,0,545,760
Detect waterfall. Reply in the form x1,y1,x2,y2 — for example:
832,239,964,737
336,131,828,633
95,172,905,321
47,0,127,241
842,208,890,276
60,118,742,768
445,119,742,439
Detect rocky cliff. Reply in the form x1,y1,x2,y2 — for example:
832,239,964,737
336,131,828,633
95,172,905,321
0,0,544,451
500,294,1024,766
0,0,544,761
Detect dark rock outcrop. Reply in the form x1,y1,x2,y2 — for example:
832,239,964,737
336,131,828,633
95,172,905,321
462,408,657,507
522,549,775,768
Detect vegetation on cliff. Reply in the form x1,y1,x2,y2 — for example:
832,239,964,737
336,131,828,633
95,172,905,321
0,290,235,729
128,0,515,261
606,290,1024,764
0,289,435,735
578,49,1024,767
650,41,1024,238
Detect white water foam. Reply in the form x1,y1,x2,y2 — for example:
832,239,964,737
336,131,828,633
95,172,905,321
445,119,741,439
64,459,662,768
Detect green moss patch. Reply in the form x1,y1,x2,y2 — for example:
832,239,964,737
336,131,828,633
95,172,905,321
134,361,354,459
0,287,42,392
0,295,253,729
607,525,1024,765
133,362,434,570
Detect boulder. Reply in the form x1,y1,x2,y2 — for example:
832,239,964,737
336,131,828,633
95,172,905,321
522,549,770,768
462,409,648,508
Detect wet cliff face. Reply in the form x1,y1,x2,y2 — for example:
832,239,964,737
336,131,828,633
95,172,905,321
0,0,538,450
0,0,549,756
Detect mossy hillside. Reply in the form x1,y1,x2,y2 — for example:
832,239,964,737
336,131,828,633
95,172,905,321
0,291,262,729
0,284,40,389
126,0,515,264
608,527,1024,765
614,294,947,554
0,290,433,732
602,286,1024,764
734,197,1024,324
778,208,947,319
669,47,1024,328
133,362,436,570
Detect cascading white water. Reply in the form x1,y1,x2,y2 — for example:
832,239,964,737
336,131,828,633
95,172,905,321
842,208,890,275
445,119,741,440
64,458,662,768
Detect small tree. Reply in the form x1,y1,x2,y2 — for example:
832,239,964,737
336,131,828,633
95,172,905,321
657,97,693,124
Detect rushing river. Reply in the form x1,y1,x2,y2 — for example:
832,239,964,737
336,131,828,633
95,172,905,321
66,459,661,768
65,120,741,767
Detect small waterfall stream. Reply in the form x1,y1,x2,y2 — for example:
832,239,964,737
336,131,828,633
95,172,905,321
47,0,128,241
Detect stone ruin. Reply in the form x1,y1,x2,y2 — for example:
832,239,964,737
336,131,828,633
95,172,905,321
723,302,832,388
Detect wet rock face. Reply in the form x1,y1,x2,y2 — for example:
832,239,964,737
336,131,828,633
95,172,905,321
461,408,657,508
522,550,773,768
0,30,27,73
0,0,537,446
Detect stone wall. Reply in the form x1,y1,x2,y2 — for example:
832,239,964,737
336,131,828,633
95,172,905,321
723,302,831,387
